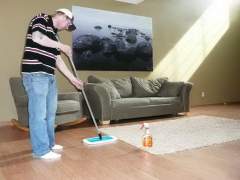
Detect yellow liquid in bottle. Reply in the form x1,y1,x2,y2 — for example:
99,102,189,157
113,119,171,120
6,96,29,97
143,135,153,147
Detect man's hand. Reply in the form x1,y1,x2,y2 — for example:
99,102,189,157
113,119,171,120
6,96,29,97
58,43,72,58
70,77,84,90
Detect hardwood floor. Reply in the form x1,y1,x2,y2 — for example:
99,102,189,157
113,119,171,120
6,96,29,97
0,104,240,180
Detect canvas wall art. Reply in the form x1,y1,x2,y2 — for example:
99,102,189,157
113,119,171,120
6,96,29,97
72,6,153,71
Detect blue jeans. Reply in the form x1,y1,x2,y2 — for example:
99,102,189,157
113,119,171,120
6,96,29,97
22,73,57,156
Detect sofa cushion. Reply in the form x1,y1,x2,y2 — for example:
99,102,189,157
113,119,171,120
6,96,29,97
111,78,132,97
149,97,180,105
112,97,180,109
157,81,184,97
102,81,121,99
131,77,166,97
112,98,150,108
57,100,80,114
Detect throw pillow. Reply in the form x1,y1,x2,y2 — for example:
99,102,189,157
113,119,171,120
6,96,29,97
157,81,184,97
131,77,167,97
111,78,132,97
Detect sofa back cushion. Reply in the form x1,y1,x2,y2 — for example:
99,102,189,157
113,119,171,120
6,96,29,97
88,75,108,83
131,77,167,97
88,75,132,98
111,78,132,98
157,81,184,97
102,81,121,99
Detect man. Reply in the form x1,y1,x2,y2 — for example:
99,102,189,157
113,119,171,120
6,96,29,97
21,8,83,160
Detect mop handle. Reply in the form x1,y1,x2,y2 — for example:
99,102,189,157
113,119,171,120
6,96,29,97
68,56,102,137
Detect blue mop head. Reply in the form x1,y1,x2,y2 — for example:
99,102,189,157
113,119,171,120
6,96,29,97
83,135,117,145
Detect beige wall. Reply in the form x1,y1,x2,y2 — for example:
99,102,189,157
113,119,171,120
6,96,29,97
0,0,240,122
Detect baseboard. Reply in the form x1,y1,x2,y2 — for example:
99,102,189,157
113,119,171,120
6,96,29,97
191,101,240,108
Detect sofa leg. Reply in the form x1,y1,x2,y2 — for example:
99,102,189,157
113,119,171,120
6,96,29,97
100,120,111,125
177,112,188,116
11,119,29,132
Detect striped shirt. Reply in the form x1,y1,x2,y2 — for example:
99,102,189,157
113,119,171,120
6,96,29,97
22,13,60,75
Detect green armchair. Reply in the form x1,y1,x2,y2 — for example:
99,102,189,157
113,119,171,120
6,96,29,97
9,77,84,131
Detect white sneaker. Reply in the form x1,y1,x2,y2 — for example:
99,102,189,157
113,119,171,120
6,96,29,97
40,151,61,160
51,144,63,151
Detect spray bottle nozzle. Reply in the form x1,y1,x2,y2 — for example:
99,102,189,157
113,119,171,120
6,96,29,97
140,123,149,129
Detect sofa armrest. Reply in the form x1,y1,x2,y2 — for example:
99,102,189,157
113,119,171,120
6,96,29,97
58,92,81,101
179,82,193,112
84,83,112,121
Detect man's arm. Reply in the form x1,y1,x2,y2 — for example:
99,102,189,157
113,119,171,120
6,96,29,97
56,55,83,89
32,31,72,57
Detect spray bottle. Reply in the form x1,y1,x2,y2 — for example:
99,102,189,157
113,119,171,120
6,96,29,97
140,123,153,147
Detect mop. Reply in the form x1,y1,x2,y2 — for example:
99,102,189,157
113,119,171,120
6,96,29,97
67,56,117,145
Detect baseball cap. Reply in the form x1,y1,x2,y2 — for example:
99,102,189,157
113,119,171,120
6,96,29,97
56,8,76,31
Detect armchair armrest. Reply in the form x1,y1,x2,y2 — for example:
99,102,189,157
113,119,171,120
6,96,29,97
84,83,112,121
179,82,193,112
14,95,28,107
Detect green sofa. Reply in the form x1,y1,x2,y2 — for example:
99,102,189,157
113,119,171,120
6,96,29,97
85,75,193,124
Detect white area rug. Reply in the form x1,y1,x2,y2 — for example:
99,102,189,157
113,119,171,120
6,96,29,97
100,115,240,155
